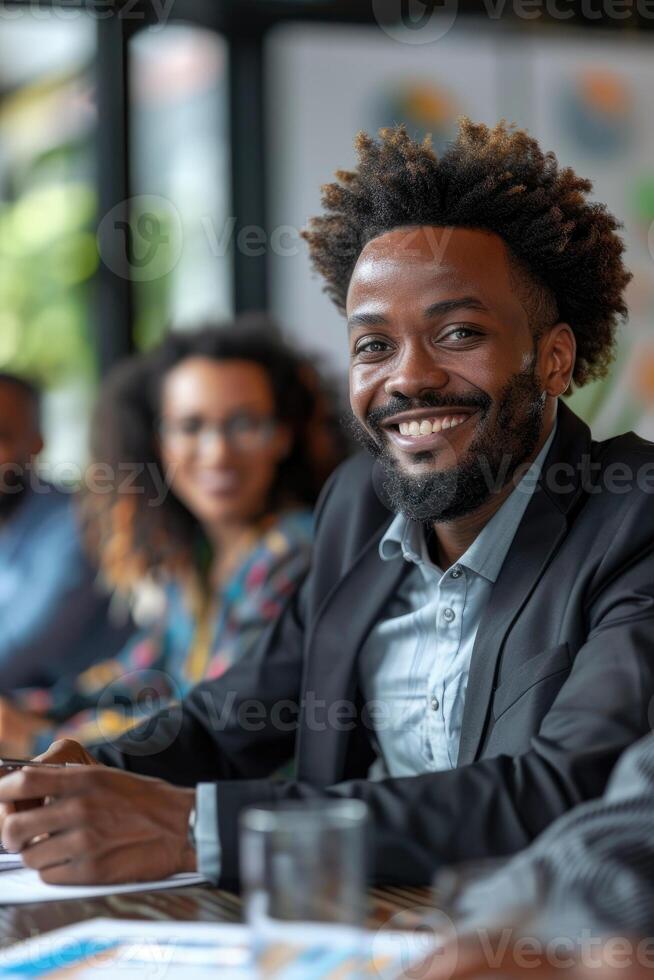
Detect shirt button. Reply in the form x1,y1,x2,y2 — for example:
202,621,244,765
430,696,440,712
451,566,462,579
443,607,455,622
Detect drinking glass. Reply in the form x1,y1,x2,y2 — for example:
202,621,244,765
240,799,369,977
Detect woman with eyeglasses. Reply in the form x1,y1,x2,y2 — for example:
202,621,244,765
0,317,345,754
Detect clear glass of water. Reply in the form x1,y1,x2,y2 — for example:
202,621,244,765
240,799,369,976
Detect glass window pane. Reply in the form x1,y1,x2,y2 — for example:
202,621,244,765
0,15,97,470
130,24,232,349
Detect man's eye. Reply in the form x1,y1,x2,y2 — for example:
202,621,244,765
441,326,480,343
355,339,390,356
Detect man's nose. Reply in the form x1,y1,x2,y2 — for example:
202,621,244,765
383,346,449,401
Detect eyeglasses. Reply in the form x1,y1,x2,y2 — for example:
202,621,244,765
159,413,279,453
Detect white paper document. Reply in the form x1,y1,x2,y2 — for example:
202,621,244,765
0,917,440,980
0,866,206,903
0,851,23,871
0,919,251,979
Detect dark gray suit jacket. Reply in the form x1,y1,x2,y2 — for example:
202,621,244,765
95,403,654,887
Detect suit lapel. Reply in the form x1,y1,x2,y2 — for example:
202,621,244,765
455,490,568,765
456,404,591,765
297,525,408,784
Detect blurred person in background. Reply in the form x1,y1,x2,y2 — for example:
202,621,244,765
0,319,343,756
0,372,132,698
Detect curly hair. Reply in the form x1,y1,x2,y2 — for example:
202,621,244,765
302,118,632,389
83,316,345,589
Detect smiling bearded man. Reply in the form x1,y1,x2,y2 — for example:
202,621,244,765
2,120,654,897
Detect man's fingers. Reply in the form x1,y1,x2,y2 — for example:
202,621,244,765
33,739,98,766
18,829,87,874
2,800,78,854
0,738,99,816
0,803,15,826
0,766,91,805
13,798,44,814
39,855,99,886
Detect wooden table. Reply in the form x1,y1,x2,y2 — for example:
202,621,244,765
0,883,436,949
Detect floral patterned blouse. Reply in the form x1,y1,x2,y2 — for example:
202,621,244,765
20,509,313,753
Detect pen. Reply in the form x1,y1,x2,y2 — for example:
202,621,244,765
0,758,84,770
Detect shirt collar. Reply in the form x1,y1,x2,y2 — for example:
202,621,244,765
379,421,558,582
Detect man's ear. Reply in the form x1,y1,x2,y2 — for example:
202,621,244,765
539,322,576,397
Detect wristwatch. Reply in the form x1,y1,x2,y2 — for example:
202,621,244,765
187,804,197,850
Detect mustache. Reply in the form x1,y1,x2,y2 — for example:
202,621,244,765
365,392,492,432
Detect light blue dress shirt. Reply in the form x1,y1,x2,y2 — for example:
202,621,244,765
196,423,556,881
359,424,556,778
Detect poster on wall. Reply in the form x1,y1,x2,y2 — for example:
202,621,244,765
529,35,654,440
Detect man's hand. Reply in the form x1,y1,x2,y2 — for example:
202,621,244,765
33,738,99,766
0,765,197,885
0,739,99,837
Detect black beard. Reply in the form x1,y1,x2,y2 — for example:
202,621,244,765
346,367,546,524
